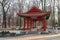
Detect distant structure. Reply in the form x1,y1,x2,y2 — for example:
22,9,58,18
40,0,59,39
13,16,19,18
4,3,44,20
17,6,51,32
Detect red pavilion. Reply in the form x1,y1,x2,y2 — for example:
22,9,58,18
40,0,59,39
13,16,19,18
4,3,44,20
17,6,51,32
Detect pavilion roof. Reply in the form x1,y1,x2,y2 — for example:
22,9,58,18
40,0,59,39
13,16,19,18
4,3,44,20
17,6,51,17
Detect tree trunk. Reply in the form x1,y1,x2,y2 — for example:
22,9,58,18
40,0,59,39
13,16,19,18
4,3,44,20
8,17,10,27
2,7,6,28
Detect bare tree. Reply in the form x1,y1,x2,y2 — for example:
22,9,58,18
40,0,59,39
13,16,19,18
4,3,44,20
7,9,14,27
8,2,21,29
0,0,12,28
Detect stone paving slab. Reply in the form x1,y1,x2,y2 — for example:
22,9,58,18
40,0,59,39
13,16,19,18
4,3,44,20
31,36,60,40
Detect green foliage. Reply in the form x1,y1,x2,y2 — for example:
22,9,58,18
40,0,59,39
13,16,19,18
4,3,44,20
0,31,10,36
46,14,50,20
10,33,16,36
1,31,10,34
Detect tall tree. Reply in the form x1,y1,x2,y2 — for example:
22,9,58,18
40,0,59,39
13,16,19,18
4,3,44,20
9,2,22,29
0,0,12,28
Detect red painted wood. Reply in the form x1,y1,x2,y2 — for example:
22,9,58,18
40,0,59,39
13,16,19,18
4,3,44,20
17,6,51,17
43,17,46,31
27,6,43,14
29,19,31,31
17,6,51,31
23,18,25,30
27,18,28,29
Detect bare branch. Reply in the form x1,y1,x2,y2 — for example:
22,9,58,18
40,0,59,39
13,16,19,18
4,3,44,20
2,0,6,3
3,0,9,7
0,1,2,3
0,1,2,5
6,2,11,13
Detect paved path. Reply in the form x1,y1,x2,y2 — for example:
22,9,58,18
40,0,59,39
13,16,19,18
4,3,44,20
0,33,60,40
31,36,60,40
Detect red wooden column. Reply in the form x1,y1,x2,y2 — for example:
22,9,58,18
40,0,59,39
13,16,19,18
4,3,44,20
29,19,34,31
32,20,34,28
24,18,28,30
43,17,46,31
26,18,29,30
27,18,30,30
29,18,32,31
29,18,31,30
24,18,26,30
